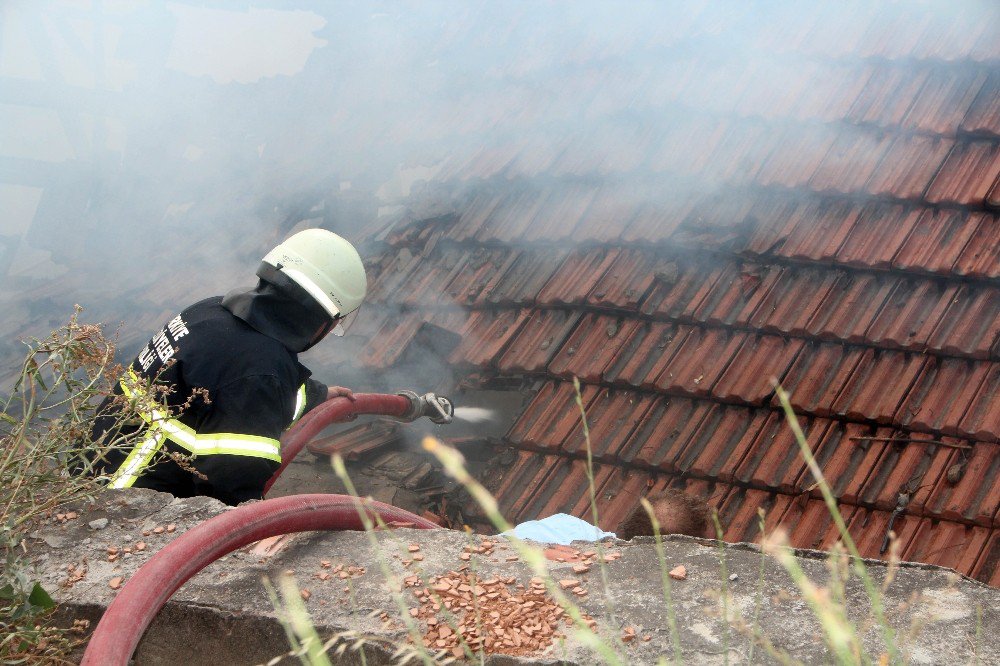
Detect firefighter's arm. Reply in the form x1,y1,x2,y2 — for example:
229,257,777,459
301,378,355,416
188,375,288,505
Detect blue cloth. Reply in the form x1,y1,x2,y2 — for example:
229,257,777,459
504,513,616,545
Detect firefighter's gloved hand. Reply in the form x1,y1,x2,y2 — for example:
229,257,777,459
326,386,356,401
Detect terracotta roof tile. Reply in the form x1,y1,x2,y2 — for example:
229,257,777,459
702,121,774,187
925,284,1000,359
952,213,1000,279
770,199,862,262
602,321,690,389
733,411,829,493
653,327,748,397
521,186,600,243
795,4,872,59
748,266,841,336
988,177,1000,210
780,497,850,552
671,196,758,250
752,126,836,189
864,277,958,351
901,69,989,135
854,10,932,61
452,191,506,243
359,312,426,369
864,135,955,200
907,7,999,62
548,315,638,382
858,433,956,515
925,140,1000,206
675,404,770,480
846,508,922,562
649,116,728,175
517,457,616,524
397,247,470,307
925,443,1000,526
759,493,798,538
831,348,927,424
537,248,621,307
777,342,865,417
904,519,991,574
365,252,423,304
792,63,873,123
812,421,894,504
720,487,782,544
493,452,559,521
742,196,806,257
480,249,567,307
506,381,599,452
594,466,655,532
892,209,980,275
616,396,711,471
804,272,897,343
620,198,695,244
587,249,661,310
450,309,530,368
960,73,1000,136
690,262,782,327
474,189,551,243
306,421,401,460
808,129,894,194
959,364,1000,442
572,186,642,244
713,334,804,406
847,65,932,129
973,531,1000,587
443,247,517,306
497,309,581,374
970,16,1000,62
563,389,658,461
897,357,991,436
639,257,723,319
506,136,566,179
834,204,921,270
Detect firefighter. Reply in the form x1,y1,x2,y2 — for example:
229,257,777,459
90,229,366,505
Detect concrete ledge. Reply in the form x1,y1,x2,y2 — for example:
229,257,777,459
30,489,1000,665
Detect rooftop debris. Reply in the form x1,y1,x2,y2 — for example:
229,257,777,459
408,569,595,658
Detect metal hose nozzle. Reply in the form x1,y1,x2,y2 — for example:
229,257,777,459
396,390,454,424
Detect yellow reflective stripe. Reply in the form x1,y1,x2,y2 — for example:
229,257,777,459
118,372,281,463
167,429,281,461
109,430,165,489
291,383,307,423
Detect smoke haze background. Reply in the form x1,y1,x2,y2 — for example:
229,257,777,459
0,0,996,386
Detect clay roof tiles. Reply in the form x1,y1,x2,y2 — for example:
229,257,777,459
350,1,1000,586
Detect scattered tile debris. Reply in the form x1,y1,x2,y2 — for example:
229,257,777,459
409,569,595,658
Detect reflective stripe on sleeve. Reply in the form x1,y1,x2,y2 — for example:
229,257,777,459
291,383,307,424
119,372,282,463
109,430,166,489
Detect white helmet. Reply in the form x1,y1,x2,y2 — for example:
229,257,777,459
261,229,367,320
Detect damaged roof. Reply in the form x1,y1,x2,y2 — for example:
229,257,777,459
318,2,1000,585
2,1,998,587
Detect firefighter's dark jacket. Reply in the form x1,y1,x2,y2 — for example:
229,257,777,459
91,293,329,505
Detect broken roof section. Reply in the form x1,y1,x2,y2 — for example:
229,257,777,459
317,1,1000,585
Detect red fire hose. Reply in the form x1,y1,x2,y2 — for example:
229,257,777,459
263,392,416,495
82,392,444,665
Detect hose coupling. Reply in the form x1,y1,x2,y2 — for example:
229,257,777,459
396,391,454,425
